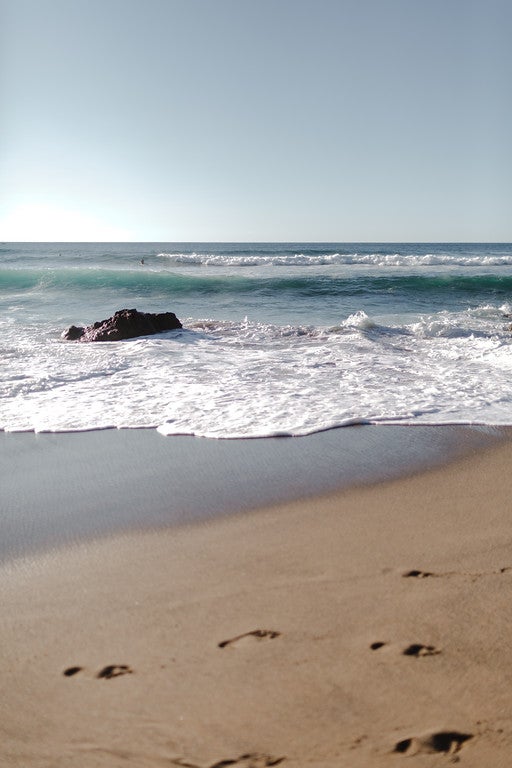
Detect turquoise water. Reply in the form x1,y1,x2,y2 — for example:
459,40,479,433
1,242,512,436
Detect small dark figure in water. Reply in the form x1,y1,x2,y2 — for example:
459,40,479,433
140,258,145,265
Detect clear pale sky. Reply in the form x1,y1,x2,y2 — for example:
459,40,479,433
1,0,510,242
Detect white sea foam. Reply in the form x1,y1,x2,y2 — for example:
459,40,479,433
158,251,512,268
1,308,512,437
339,310,377,330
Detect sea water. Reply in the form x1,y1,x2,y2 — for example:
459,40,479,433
1,242,512,438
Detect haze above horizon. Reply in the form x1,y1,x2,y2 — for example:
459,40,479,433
1,0,510,242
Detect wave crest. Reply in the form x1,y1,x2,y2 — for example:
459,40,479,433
157,250,512,268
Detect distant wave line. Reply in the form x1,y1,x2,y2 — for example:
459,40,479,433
158,251,512,267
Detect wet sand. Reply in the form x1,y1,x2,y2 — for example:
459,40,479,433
0,425,505,562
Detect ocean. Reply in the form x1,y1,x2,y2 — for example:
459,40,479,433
1,242,512,438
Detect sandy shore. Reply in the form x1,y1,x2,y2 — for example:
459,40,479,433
2,430,512,766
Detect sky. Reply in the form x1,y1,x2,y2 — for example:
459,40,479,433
0,0,511,242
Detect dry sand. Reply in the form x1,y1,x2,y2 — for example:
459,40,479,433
1,435,512,767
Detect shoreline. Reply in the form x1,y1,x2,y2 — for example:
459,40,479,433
1,431,512,765
1,424,509,564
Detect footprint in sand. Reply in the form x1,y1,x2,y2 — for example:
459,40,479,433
96,664,133,679
402,569,435,578
402,643,441,657
210,755,285,768
393,730,473,756
369,642,441,657
171,754,285,768
63,664,133,679
63,666,84,677
218,630,281,649
404,566,512,580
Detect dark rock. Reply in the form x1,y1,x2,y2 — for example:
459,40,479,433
63,324,86,341
62,308,182,342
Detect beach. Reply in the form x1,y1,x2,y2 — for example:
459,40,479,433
1,426,512,767
3,0,511,753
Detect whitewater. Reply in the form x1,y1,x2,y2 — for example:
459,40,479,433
1,242,512,437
